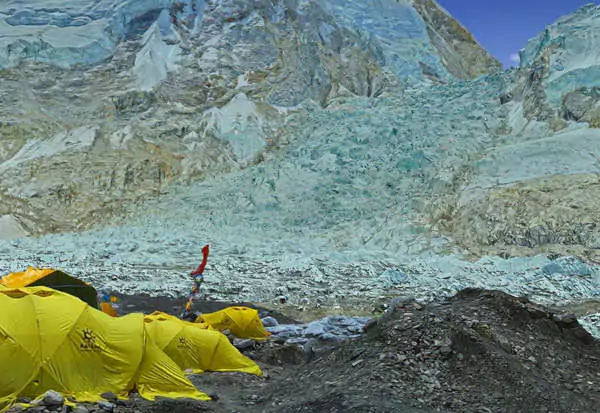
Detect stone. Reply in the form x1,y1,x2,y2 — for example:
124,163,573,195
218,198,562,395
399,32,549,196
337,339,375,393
378,269,408,287
42,391,64,407
97,401,114,412
233,338,256,350
0,215,29,240
100,392,117,403
499,92,513,105
554,314,579,329
412,0,501,79
582,106,600,127
440,346,453,358
548,116,568,132
261,316,279,327
561,89,598,121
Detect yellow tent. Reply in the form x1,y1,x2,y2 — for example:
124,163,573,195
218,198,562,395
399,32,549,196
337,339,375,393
144,312,262,376
1,267,98,308
195,306,271,340
0,287,209,412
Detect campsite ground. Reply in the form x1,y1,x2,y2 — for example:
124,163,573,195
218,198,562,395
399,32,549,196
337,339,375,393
15,289,597,413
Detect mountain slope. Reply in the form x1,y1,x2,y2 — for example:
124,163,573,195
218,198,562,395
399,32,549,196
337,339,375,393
0,0,499,239
413,0,502,79
0,2,599,334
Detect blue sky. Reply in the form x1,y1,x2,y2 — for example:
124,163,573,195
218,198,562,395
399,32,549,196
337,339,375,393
436,0,600,68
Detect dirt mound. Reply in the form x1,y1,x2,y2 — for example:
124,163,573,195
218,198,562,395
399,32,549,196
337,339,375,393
254,289,600,413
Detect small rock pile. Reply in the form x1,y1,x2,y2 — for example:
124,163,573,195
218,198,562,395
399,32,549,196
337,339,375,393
262,315,368,346
7,391,122,413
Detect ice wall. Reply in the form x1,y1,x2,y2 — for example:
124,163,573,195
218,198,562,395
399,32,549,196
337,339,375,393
0,0,176,68
319,0,453,83
0,0,456,84
519,3,600,107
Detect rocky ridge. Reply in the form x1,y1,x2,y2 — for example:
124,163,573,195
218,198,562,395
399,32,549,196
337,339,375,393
256,289,600,412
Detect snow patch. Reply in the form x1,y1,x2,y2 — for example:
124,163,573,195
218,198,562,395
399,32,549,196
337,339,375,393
0,215,28,240
236,73,250,89
132,22,182,91
0,126,98,169
201,93,267,164
110,125,134,150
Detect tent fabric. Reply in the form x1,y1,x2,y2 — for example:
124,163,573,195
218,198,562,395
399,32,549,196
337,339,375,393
0,267,98,308
195,307,271,340
0,287,209,412
144,312,262,376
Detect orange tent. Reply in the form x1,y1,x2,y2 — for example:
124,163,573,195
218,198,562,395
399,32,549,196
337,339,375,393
100,302,118,317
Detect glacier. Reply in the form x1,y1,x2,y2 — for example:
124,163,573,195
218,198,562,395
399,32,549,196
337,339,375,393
1,73,599,314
